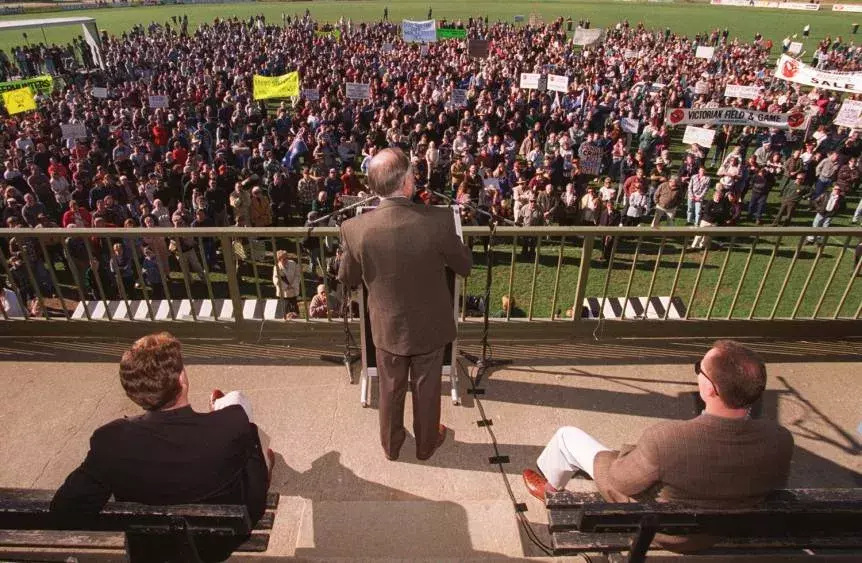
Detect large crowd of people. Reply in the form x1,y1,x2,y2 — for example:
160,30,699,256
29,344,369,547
1,12,861,312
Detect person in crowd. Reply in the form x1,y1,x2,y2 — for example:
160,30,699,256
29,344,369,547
807,185,845,245
651,176,684,228
518,194,543,260
598,200,621,260
338,148,472,462
522,340,793,552
690,188,730,251
51,332,274,562
686,167,710,227
773,172,810,226
273,249,302,319
308,283,341,319
493,295,526,318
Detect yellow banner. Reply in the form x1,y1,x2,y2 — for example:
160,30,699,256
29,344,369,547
253,72,300,100
2,87,36,115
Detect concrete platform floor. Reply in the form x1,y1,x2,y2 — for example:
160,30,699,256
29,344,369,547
0,336,860,561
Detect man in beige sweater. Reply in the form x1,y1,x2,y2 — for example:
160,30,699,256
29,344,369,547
523,340,794,550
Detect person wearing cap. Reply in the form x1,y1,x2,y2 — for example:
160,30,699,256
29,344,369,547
518,193,543,259
651,176,684,228
522,340,793,552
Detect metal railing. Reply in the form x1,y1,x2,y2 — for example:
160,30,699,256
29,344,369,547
0,226,860,337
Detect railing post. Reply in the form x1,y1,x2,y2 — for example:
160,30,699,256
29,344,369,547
220,235,244,333
571,235,594,324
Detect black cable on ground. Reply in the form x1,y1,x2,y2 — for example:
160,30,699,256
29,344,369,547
456,358,553,556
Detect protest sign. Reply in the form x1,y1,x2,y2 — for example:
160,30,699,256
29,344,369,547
420,45,429,57
547,74,569,93
519,73,541,90
382,42,394,53
346,82,371,100
148,95,169,108
578,143,604,175
682,125,716,148
774,54,862,93
91,86,108,98
302,88,320,101
253,72,300,99
2,87,35,114
60,123,87,140
694,80,710,95
833,3,862,12
624,49,637,60
695,45,715,59
665,106,807,129
451,89,468,108
621,118,640,134
572,28,603,46
0,75,53,96
468,39,490,59
483,178,501,190
437,27,467,40
788,41,803,55
402,20,436,43
723,84,761,99
514,15,525,22
833,99,862,129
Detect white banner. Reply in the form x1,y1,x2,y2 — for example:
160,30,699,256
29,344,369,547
774,54,862,93
723,84,761,99
402,19,436,43
451,89,468,108
148,95,169,108
302,88,319,101
578,143,604,175
572,28,603,46
346,82,371,100
666,106,807,129
695,46,715,60
682,126,716,148
547,74,569,93
60,123,87,140
788,42,803,56
833,4,862,12
520,73,541,90
834,99,862,129
91,86,108,99
694,80,711,95
621,117,640,134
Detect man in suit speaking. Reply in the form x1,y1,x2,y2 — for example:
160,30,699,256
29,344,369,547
522,340,794,551
338,148,472,461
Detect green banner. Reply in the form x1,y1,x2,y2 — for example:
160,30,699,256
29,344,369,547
0,75,53,96
436,28,467,40
315,29,342,41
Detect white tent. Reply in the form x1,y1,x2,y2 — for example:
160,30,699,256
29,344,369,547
0,17,104,69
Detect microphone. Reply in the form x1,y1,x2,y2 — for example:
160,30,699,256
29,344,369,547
426,189,517,226
306,193,381,228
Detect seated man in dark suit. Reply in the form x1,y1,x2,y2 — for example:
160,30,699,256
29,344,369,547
522,340,794,551
51,332,274,562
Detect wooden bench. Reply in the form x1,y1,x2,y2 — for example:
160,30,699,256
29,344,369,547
0,488,279,562
546,489,862,562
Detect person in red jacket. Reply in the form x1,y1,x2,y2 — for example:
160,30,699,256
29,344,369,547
152,121,169,154
62,200,92,228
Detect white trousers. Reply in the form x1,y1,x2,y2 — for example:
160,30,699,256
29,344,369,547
213,391,271,471
537,426,611,489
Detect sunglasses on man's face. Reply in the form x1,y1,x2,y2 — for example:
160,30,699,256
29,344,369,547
694,360,720,398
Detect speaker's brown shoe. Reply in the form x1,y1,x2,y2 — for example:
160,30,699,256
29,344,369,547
522,469,557,501
416,424,447,460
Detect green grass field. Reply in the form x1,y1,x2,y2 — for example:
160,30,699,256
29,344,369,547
1,0,861,54
3,1,860,320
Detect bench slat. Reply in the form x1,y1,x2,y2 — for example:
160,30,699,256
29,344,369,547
0,529,272,553
551,530,862,554
546,488,862,508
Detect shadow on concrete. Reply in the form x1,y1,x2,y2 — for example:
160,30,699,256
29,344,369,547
266,450,541,559
1,337,860,366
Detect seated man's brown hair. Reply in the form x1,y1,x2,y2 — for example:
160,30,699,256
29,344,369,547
709,339,767,409
119,332,184,410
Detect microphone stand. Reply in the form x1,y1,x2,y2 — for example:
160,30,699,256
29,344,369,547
427,189,513,387
314,195,378,384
